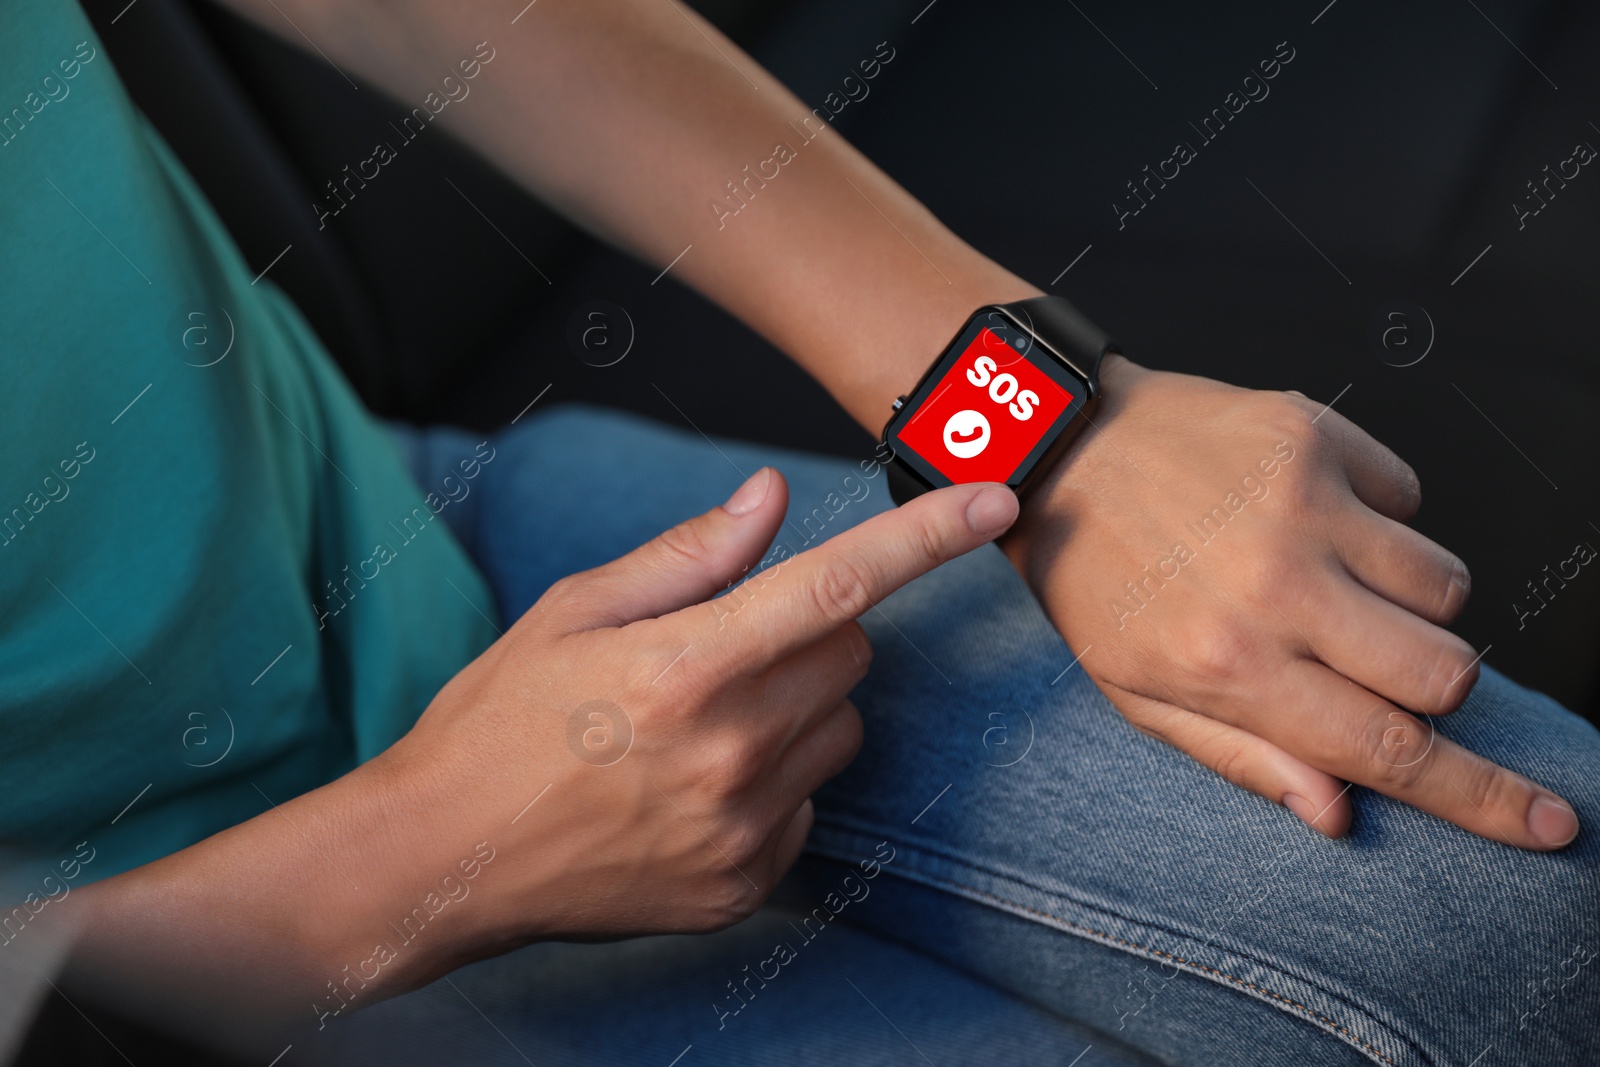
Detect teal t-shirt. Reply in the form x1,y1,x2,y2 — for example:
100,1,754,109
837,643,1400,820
0,1,499,881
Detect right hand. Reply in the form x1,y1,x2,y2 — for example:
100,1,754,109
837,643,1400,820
379,466,1018,954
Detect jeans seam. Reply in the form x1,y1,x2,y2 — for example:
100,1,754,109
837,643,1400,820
824,813,1402,1031
809,822,1427,1067
929,868,1396,1066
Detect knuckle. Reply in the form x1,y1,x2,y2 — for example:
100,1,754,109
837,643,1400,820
1362,709,1433,790
1206,741,1251,790
1422,641,1478,713
538,573,596,628
701,734,762,796
1469,764,1523,825
910,514,951,568
719,817,769,870
629,634,706,708
1391,460,1423,516
705,875,764,929
808,555,878,626
1173,625,1254,686
1257,393,1319,449
1435,555,1472,621
541,572,582,608
654,518,715,570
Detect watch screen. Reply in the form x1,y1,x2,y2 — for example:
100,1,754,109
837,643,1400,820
891,317,1080,487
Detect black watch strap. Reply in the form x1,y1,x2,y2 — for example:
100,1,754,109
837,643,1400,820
995,294,1119,381
885,451,928,507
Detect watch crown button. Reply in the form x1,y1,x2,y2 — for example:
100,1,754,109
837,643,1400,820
891,396,905,411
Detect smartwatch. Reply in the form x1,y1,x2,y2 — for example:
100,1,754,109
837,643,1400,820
880,295,1118,505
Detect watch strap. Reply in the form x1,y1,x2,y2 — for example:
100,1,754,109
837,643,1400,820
995,294,1118,384
884,451,927,508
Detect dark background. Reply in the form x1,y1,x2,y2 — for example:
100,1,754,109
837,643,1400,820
85,0,1600,719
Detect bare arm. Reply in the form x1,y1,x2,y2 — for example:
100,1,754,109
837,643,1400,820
205,0,1030,431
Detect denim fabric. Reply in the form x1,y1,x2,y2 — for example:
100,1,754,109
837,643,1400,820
347,403,1600,1067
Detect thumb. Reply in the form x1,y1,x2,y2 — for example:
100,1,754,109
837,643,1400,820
545,466,789,631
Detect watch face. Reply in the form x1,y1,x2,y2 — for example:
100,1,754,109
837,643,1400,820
886,309,1091,491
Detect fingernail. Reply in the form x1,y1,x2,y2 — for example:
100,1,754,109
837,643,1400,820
723,467,770,516
965,485,1019,537
1528,795,1579,847
1283,793,1317,825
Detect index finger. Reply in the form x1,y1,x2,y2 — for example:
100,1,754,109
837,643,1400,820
684,480,1018,667
1260,660,1578,850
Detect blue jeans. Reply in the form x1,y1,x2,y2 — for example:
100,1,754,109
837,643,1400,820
319,403,1599,1067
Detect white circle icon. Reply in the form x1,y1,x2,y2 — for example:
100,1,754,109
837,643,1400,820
943,409,991,459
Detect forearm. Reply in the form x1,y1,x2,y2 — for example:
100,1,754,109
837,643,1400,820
55,752,470,1045
223,0,1040,432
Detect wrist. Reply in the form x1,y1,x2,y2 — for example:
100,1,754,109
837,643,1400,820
59,754,456,1038
237,753,470,1016
851,263,1044,433
787,243,1042,435
302,742,515,1003
998,352,1149,573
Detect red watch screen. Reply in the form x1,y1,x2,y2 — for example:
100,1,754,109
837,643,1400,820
893,327,1076,485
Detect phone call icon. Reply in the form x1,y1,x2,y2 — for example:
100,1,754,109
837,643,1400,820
943,409,991,459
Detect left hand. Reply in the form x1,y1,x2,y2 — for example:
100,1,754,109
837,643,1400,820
997,355,1579,850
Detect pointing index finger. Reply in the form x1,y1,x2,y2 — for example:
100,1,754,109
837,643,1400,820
685,480,1017,668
